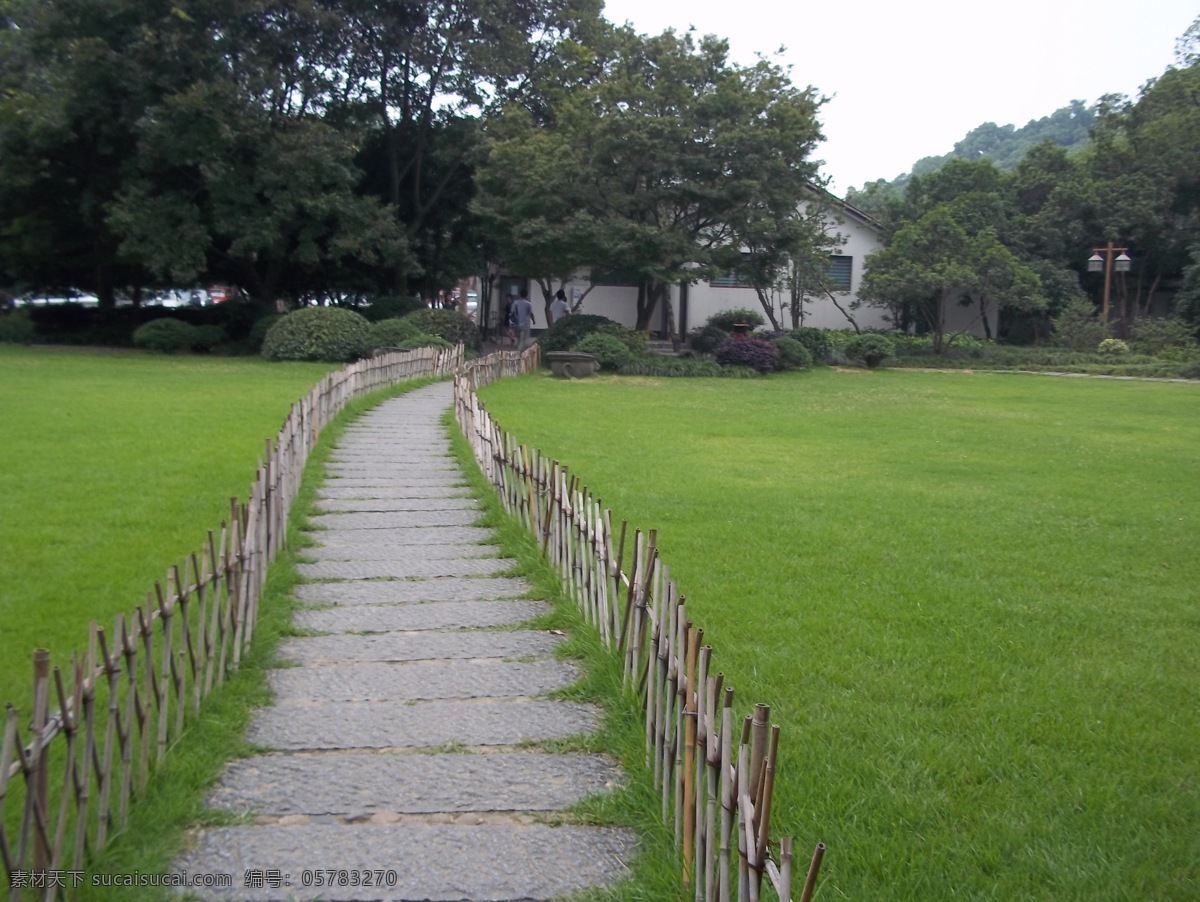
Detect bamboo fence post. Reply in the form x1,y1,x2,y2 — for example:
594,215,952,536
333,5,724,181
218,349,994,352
30,649,50,873
799,842,825,902
682,626,699,883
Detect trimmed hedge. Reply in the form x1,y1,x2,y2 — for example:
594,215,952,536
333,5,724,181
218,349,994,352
0,309,36,344
261,306,370,362
688,324,729,354
132,318,200,354
366,318,422,353
540,314,642,355
707,308,765,332
400,308,480,350
771,335,812,370
572,332,640,370
845,333,894,369
715,336,780,373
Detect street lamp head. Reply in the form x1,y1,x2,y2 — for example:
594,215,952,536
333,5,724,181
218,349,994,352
1115,253,1132,272
1087,254,1104,273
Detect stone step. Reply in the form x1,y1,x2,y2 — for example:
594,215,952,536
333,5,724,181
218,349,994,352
307,509,480,529
293,577,533,606
296,557,507,580
172,823,635,901
293,600,549,633
207,751,622,817
313,497,481,513
246,698,601,750
277,630,560,665
266,659,580,703
304,525,495,547
301,543,502,562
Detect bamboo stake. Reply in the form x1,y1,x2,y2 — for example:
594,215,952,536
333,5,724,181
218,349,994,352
800,842,825,902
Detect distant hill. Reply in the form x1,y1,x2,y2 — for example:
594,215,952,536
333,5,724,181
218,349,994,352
855,99,1096,195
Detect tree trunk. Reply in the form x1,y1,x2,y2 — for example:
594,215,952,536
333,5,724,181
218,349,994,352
635,281,664,332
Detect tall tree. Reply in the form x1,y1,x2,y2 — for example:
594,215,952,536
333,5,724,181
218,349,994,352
476,25,825,332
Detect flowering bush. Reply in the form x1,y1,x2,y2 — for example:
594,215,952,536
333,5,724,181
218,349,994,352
1096,338,1130,357
714,336,780,373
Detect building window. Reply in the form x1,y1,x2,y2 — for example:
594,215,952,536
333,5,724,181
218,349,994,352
590,267,643,287
709,254,754,289
826,255,852,292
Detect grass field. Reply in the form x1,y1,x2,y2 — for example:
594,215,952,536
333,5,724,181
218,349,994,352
0,346,336,710
478,367,1200,900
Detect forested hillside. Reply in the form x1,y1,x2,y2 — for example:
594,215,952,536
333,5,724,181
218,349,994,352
849,99,1097,199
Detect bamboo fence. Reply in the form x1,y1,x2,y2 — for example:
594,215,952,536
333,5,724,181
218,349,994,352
454,348,825,902
0,345,463,899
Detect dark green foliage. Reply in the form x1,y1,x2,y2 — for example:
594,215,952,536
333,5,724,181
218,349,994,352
359,296,426,323
400,308,479,350
248,314,284,352
845,333,895,369
787,327,833,363
540,314,642,355
688,324,729,354
192,324,226,353
132,318,200,354
0,309,36,344
1052,299,1108,350
707,308,765,332
366,318,422,353
1129,317,1196,354
396,333,452,350
261,306,370,362
714,336,780,373
572,332,639,370
618,356,725,377
771,336,812,370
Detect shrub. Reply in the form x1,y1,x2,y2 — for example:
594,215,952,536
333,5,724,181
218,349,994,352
1129,317,1196,354
573,332,639,370
787,327,833,363
845,333,894,369
1097,338,1129,357
360,295,426,323
707,308,765,332
540,314,642,355
192,324,226,352
261,306,370,361
396,333,452,350
0,309,36,344
248,314,284,352
715,336,780,373
133,317,200,354
366,318,422,353
618,356,725,377
688,324,729,354
1052,298,1108,349
400,308,479,350
771,335,812,371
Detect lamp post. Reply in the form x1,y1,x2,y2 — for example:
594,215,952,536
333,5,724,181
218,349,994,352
1087,241,1131,332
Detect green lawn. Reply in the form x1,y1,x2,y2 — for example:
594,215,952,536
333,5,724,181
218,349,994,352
0,346,336,710
478,367,1200,901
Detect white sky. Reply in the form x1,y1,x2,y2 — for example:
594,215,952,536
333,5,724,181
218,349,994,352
600,0,1197,194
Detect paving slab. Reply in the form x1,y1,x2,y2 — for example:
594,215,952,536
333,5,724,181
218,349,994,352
303,525,496,547
314,497,481,514
316,485,474,500
307,509,481,529
207,751,622,817
301,543,502,562
294,600,549,633
277,631,561,665
297,558,507,580
266,659,580,703
293,577,533,605
246,698,602,750
173,823,635,900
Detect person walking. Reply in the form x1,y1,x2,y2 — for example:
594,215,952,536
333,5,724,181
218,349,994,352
548,288,570,325
511,288,535,351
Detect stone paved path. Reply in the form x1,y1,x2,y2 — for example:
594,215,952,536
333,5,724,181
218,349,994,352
173,382,634,900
